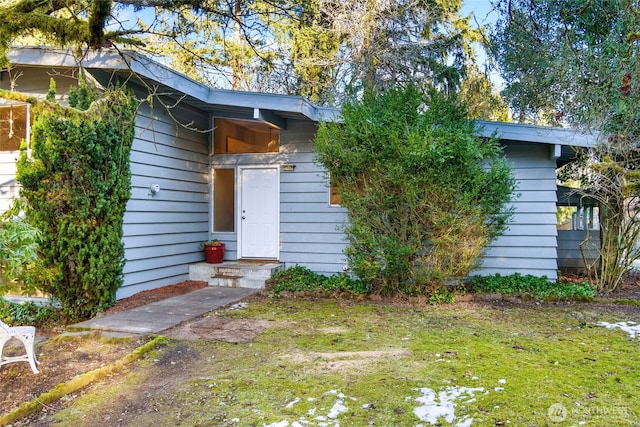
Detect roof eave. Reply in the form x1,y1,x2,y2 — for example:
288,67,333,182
6,47,337,122
475,120,597,147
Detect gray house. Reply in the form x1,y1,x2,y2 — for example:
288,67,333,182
0,47,597,299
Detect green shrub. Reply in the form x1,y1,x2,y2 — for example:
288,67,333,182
468,273,596,300
0,199,42,296
314,85,516,296
269,265,369,296
16,80,137,321
0,297,63,328
427,287,456,305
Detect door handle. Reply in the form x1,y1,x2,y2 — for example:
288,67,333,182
242,216,246,220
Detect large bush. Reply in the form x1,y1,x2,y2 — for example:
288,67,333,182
314,85,516,295
16,80,137,320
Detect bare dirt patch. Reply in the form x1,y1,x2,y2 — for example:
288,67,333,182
0,333,145,419
163,316,274,343
282,349,412,373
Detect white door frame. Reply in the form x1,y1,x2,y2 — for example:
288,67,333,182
237,165,280,259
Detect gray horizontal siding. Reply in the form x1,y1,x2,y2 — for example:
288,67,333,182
475,141,559,280
119,101,210,298
557,230,600,274
0,67,74,101
280,212,348,223
504,224,556,235
282,232,346,244
124,211,209,224
0,152,19,213
508,213,558,224
280,221,343,234
281,181,330,194
278,120,347,275
485,235,557,248
123,221,207,235
125,232,205,248
515,178,557,191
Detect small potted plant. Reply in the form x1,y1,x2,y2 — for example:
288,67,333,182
202,239,225,263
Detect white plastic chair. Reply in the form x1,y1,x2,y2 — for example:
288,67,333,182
0,320,39,374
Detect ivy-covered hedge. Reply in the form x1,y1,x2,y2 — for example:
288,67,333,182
16,80,137,321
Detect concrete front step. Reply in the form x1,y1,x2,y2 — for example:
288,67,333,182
189,261,284,289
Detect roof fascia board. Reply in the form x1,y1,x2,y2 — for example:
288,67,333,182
3,48,599,147
475,120,597,147
6,47,334,122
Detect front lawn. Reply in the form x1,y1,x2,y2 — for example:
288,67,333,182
38,295,640,426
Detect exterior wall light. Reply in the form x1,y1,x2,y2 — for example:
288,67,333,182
149,183,160,196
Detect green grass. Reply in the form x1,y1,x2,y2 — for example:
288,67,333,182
47,297,640,426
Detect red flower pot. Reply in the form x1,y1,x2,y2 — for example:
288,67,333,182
203,243,225,263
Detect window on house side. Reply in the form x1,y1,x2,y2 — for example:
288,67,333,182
0,104,29,152
213,118,279,154
329,172,342,206
214,168,235,232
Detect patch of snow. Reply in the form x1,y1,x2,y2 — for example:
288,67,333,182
285,398,301,409
325,391,353,419
327,399,348,419
227,302,249,310
456,416,474,427
597,321,640,339
498,379,506,384
494,387,504,392
263,390,354,427
412,386,484,426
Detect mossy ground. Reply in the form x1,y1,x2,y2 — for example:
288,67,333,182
29,296,640,426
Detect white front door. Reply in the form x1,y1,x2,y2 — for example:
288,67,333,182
239,167,279,259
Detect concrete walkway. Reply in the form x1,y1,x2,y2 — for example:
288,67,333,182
69,287,260,335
